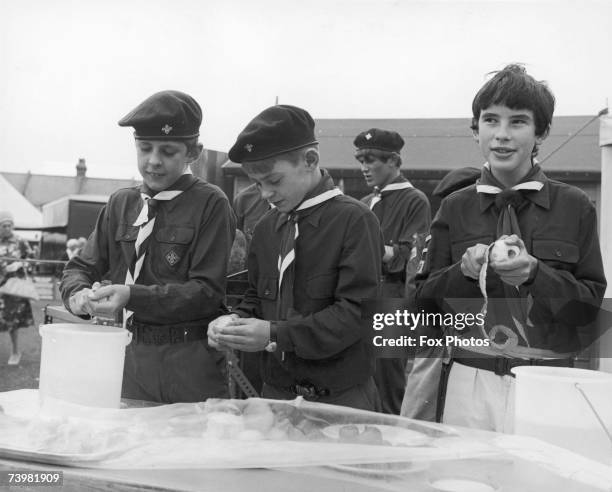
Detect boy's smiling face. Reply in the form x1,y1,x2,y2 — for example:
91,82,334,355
474,105,547,187
136,140,191,191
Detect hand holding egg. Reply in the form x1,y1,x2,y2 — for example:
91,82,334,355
489,235,538,286
489,239,521,263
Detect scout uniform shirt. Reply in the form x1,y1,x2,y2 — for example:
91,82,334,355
233,171,383,393
417,164,606,356
61,174,235,330
361,175,431,297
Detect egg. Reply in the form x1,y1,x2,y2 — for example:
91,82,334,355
489,240,520,263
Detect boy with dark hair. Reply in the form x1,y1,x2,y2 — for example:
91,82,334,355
61,90,236,404
208,105,383,411
417,64,606,431
354,128,431,414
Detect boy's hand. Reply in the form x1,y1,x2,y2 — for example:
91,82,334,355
490,234,538,286
87,284,131,316
214,318,271,352
460,243,489,279
207,314,239,350
68,288,97,315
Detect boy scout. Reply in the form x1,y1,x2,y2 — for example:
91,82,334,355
61,90,236,404
209,105,383,411
417,65,606,431
354,129,431,414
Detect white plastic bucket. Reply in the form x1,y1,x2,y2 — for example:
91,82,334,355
512,366,612,464
39,323,132,408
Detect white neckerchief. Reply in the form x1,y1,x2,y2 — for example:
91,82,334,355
369,181,413,209
123,174,190,326
477,162,543,194
278,188,343,291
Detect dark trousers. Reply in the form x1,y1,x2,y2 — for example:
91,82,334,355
262,377,382,412
374,357,407,415
122,340,229,404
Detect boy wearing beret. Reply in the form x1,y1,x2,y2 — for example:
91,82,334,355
417,65,606,431
354,129,431,414
209,105,383,411
60,90,236,403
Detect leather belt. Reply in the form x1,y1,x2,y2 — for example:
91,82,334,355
284,381,331,399
452,348,574,377
126,319,207,345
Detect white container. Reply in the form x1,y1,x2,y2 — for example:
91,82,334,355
39,323,132,408
512,366,612,464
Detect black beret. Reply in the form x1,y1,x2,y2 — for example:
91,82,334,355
354,128,404,153
228,105,318,163
118,90,202,140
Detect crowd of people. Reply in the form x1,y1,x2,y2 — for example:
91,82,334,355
1,63,605,435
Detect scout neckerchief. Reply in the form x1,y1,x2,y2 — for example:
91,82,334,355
475,162,544,349
369,178,414,210
276,172,342,320
123,172,193,326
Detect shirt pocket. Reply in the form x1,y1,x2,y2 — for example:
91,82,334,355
154,226,195,272
306,271,337,300
450,235,495,263
532,239,579,270
257,275,278,301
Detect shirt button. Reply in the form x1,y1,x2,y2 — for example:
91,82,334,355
555,250,562,257
170,235,176,241
264,289,271,296
124,233,130,239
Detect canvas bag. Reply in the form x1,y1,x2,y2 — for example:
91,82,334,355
0,276,40,300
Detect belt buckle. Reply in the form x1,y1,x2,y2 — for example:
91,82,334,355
292,383,317,399
494,357,511,376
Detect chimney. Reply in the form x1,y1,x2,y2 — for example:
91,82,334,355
76,158,87,177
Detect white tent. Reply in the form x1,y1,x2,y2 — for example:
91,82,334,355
0,174,42,229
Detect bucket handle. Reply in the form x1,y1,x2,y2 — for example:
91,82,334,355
575,382,612,449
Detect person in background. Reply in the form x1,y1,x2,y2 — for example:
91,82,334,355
400,167,480,421
354,128,431,415
65,238,80,260
417,64,606,431
233,182,271,248
76,237,87,254
60,90,236,403
209,105,383,411
0,211,34,366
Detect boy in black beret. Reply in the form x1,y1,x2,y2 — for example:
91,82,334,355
354,128,432,415
208,105,383,411
61,90,236,403
417,65,606,431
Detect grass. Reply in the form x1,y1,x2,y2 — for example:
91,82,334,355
0,299,48,392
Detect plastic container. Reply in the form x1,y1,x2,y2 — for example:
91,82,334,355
512,366,612,464
39,323,132,408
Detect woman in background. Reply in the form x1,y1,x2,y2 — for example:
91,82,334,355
0,211,34,366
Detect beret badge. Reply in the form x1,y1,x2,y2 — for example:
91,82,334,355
161,124,173,135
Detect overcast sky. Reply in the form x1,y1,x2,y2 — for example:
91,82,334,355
1,0,610,179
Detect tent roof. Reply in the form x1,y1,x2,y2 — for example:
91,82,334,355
0,174,42,229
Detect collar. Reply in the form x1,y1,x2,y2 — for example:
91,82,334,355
477,163,551,211
274,170,339,231
140,172,196,197
378,174,413,193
